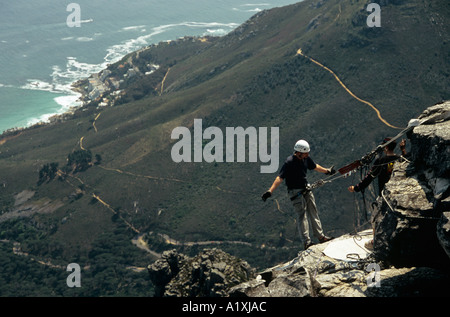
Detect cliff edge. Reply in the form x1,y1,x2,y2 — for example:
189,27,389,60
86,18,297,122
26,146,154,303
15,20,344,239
148,101,450,297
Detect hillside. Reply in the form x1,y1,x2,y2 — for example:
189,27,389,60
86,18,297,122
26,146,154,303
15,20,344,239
0,0,449,296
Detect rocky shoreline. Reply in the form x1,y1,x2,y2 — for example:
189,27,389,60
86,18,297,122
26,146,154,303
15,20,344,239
0,35,212,141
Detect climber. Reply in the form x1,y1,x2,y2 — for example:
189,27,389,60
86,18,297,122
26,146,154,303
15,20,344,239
261,139,335,250
347,137,407,250
348,138,407,196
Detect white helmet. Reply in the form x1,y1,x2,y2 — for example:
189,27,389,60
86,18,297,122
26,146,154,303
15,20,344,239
294,139,310,153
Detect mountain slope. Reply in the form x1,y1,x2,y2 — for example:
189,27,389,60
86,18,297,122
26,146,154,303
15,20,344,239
0,0,449,295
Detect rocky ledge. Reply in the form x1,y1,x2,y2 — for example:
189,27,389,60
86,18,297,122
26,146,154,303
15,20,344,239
148,248,255,297
148,101,450,297
230,231,449,297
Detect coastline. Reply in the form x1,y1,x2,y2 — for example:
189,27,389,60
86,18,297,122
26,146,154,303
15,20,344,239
0,22,242,139
1,47,124,140
26,92,84,127
1,39,145,139
0,34,217,141
0,0,278,143
0,86,85,140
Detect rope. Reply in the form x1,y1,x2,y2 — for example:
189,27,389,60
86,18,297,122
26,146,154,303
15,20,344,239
296,48,401,129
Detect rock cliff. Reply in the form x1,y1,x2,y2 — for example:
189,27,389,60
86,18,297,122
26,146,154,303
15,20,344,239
373,102,450,269
148,102,450,297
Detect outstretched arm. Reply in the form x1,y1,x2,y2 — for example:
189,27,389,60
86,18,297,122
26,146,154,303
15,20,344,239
314,164,335,174
262,176,283,201
268,176,284,193
348,168,376,193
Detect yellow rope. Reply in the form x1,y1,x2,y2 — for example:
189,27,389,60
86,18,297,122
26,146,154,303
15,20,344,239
296,49,401,129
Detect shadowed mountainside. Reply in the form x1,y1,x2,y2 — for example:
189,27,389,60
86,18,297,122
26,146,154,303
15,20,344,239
0,0,449,296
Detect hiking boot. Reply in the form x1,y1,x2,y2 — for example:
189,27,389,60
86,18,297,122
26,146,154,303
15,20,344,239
364,239,374,251
304,241,314,250
318,235,334,243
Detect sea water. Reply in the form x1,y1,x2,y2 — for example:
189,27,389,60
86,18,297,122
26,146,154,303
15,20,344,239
0,0,300,134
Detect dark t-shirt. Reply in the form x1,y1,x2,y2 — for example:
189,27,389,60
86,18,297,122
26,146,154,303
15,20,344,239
279,155,317,190
354,154,399,195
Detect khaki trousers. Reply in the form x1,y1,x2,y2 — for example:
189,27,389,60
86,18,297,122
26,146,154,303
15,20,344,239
288,189,324,244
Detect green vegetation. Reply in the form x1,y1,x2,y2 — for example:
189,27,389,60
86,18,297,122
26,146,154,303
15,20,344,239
67,149,92,173
0,0,448,296
38,162,58,185
0,220,154,296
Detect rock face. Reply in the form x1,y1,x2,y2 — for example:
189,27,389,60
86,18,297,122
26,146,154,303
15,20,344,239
372,101,450,268
229,232,450,297
148,249,255,297
437,212,450,259
148,233,449,297
147,102,450,297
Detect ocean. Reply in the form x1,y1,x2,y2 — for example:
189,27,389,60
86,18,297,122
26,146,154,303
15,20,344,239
0,0,300,134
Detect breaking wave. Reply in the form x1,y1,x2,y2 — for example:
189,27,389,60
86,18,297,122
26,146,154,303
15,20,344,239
104,21,238,63
232,3,270,12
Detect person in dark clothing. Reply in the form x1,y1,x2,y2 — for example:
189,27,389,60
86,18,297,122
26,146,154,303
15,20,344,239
348,137,407,250
348,138,406,195
262,139,335,250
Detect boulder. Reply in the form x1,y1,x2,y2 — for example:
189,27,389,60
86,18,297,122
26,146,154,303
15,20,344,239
147,249,187,297
148,248,255,297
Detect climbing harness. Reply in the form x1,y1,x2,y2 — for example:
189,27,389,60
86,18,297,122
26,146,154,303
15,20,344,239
289,187,311,201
